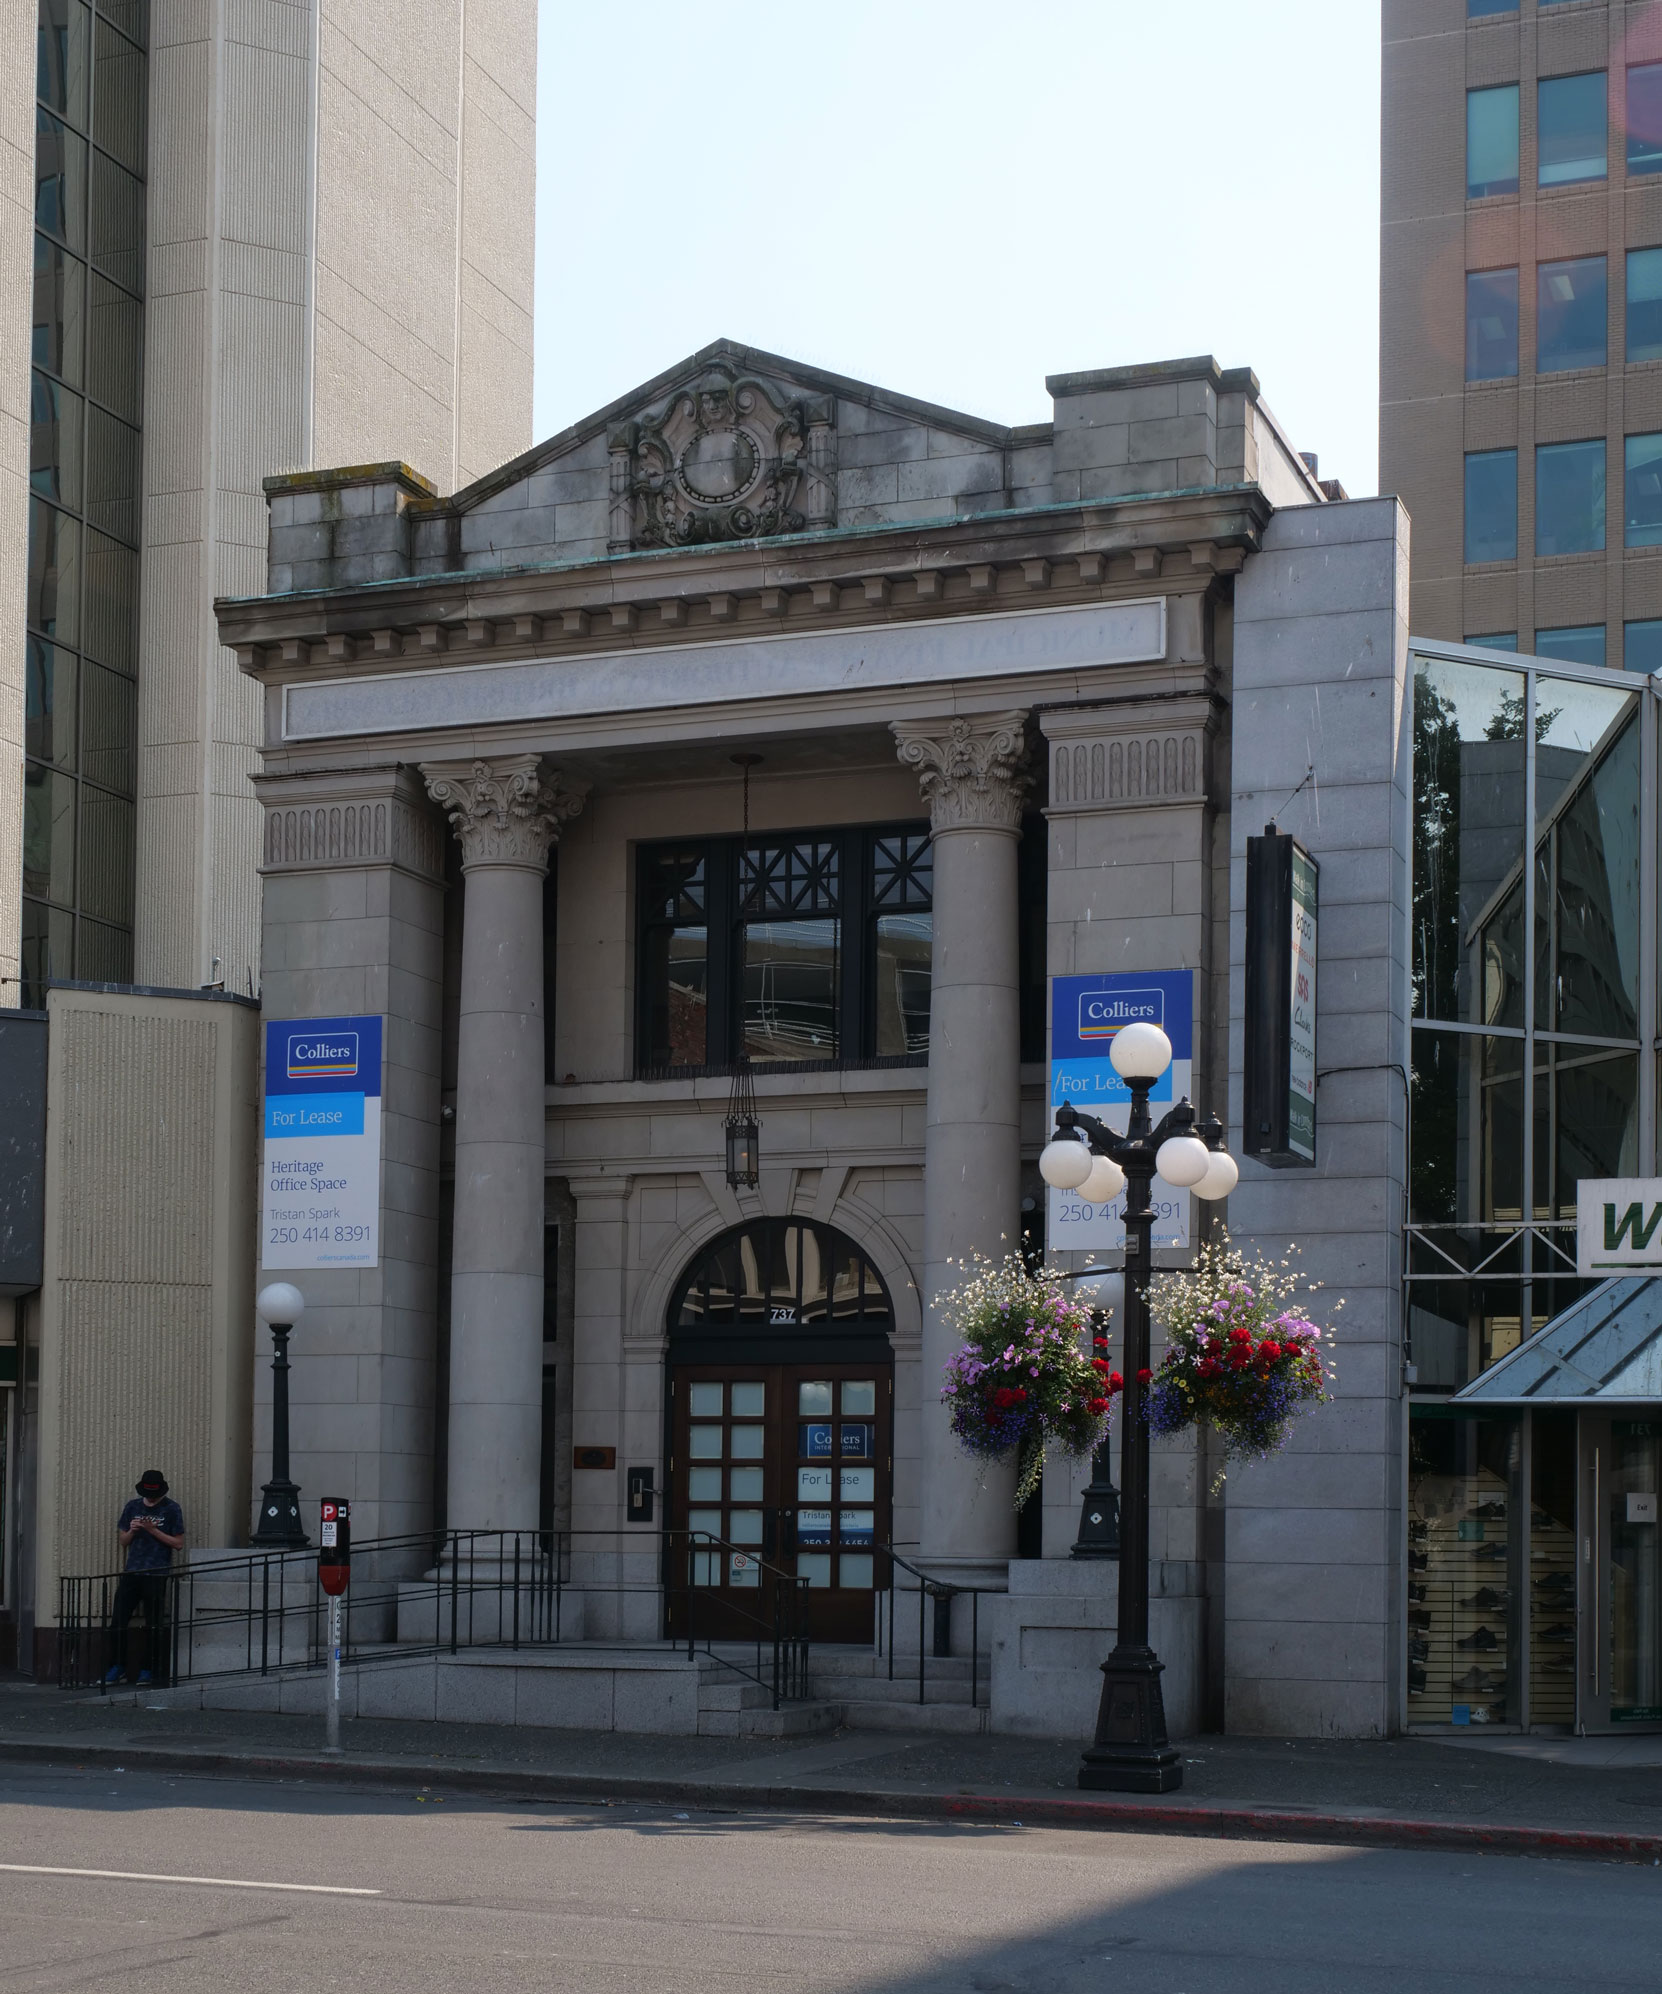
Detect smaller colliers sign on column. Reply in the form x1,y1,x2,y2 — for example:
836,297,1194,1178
262,1015,383,1269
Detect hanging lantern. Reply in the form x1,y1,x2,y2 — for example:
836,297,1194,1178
725,1055,760,1189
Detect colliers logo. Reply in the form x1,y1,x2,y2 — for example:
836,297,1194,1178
1078,989,1163,1040
286,1033,359,1081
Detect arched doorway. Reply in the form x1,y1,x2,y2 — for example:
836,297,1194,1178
665,1218,895,1643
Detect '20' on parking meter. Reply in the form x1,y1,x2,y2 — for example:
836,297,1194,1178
319,1498,350,1595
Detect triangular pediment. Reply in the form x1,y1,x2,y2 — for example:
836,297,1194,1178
439,339,1024,566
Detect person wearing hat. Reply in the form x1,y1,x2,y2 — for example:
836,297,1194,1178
105,1471,185,1686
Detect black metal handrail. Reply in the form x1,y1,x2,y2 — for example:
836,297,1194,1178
57,1527,812,1712
877,1542,992,1709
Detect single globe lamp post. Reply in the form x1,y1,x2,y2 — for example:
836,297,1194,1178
1037,1020,1238,1793
252,1282,309,1548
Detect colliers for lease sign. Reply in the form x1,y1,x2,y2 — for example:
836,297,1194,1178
1578,1180,1662,1276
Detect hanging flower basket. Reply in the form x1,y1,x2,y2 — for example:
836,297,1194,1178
938,1256,1118,1508
1144,1237,1337,1464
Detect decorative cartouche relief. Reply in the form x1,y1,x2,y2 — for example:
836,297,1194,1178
1040,699,1215,813
420,756,587,871
607,364,835,553
892,711,1031,833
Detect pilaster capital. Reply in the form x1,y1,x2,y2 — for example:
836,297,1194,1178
891,710,1030,832
254,763,445,880
420,756,587,872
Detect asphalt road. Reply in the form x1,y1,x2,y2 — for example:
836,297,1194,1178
1,1760,1660,1993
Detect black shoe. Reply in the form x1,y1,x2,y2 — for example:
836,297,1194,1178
1542,1655,1575,1674
1409,1663,1428,1693
1539,1622,1575,1643
1409,1519,1429,1541
1475,1543,1507,1562
1473,1500,1506,1520
1409,1637,1430,1661
1410,1550,1429,1572
1532,1510,1562,1529
1409,1582,1428,1604
1409,1607,1433,1630
1453,1666,1506,1693
1457,1625,1500,1651
1536,1572,1573,1593
1459,1588,1508,1611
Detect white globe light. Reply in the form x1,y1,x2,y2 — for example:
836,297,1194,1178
1078,1154,1126,1203
1038,1138,1094,1189
1193,1150,1240,1202
256,1281,306,1327
1154,1135,1211,1188
1109,1021,1173,1083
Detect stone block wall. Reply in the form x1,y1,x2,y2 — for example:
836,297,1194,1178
1224,496,1412,1736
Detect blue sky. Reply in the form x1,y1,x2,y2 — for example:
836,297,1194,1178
534,1,1382,495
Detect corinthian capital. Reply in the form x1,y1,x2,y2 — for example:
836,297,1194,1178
892,711,1030,832
420,755,587,871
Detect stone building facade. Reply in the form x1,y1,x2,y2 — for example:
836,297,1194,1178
217,342,1413,1737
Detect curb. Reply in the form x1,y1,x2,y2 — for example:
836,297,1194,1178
2,1736,1658,1865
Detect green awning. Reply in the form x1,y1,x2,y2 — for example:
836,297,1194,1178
1453,1278,1662,1403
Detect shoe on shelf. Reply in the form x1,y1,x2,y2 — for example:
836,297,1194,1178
1456,1625,1500,1651
1408,1663,1428,1694
1452,1666,1507,1694
1536,1571,1573,1592
135,1671,152,1686
1543,1655,1575,1674
1409,1637,1431,1661
1475,1543,1507,1562
1539,1623,1575,1643
1473,1499,1507,1520
103,1666,124,1685
1459,1588,1508,1611
1409,1520,1429,1542
1410,1550,1429,1572
1409,1608,1433,1630
1409,1582,1428,1604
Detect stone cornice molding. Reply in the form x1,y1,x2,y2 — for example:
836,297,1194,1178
420,755,587,872
1039,695,1219,814
253,763,445,880
892,711,1031,832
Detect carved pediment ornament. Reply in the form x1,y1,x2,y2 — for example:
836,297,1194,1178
421,755,587,871
608,366,835,553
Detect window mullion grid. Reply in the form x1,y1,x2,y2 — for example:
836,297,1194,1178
842,829,868,1060
709,835,736,1066
1521,669,1537,1335
1642,684,1660,1171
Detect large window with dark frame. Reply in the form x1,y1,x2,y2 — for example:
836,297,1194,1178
638,826,934,1073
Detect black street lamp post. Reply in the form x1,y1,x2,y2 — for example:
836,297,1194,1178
252,1282,309,1548
1039,1022,1236,1795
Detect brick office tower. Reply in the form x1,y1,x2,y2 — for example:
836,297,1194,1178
1381,0,1662,671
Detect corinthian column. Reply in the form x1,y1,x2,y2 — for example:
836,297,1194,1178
893,712,1029,1590
421,756,586,1532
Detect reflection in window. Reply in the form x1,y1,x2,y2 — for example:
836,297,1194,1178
1411,656,1528,1023
1534,1046,1639,1219
1629,247,1662,362
1630,62,1662,177
672,1219,893,1331
741,918,839,1062
1625,619,1662,674
1464,449,1517,563
1537,72,1607,187
1467,0,1513,15
1466,269,1518,380
1465,633,1518,652
1534,625,1604,668
1535,439,1605,556
1468,85,1519,197
1626,433,1662,546
1537,256,1605,372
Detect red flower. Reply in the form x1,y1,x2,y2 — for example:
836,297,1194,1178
1087,1396,1110,1415
990,1385,1029,1411
1091,1357,1110,1374
1108,1371,1124,1393
1259,1340,1282,1364
1092,1335,1109,1350
1228,1325,1252,1345
1137,1367,1152,1384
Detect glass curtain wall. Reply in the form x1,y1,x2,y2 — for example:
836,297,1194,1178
25,0,146,1004
1409,644,1653,1393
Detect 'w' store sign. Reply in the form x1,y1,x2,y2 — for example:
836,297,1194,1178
1578,1180,1662,1275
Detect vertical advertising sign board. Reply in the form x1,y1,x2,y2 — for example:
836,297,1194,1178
1243,827,1319,1168
262,1015,383,1269
1048,969,1194,1253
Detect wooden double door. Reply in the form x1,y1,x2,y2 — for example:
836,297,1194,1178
666,1361,892,1643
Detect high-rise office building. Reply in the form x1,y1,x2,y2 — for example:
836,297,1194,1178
1381,0,1662,668
3,0,536,1007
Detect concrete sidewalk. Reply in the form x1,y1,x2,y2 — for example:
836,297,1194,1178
3,1678,1661,1863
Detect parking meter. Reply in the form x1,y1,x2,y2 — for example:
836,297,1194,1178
319,1498,350,1596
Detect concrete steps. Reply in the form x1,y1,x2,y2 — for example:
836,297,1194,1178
807,1646,991,1734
